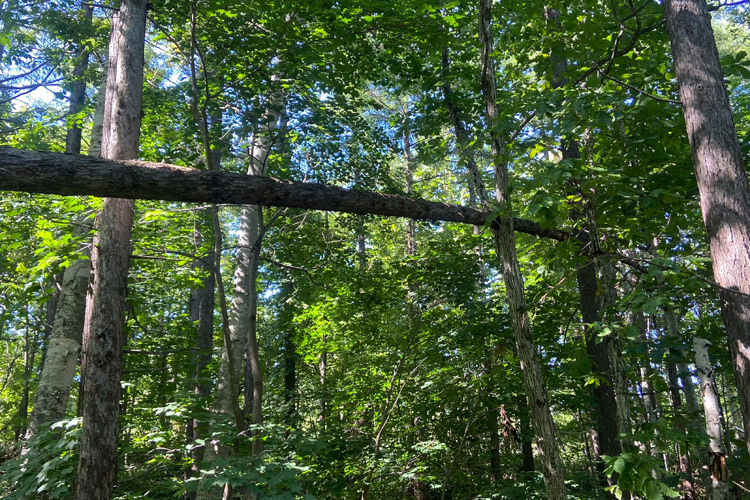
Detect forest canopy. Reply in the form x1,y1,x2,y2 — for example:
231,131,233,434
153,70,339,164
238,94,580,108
1,0,750,499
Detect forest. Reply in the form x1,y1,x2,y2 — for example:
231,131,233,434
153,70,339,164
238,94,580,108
1,0,750,498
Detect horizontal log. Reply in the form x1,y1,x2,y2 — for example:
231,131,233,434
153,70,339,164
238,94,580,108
0,146,570,241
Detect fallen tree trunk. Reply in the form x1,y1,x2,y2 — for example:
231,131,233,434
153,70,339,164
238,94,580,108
0,146,569,241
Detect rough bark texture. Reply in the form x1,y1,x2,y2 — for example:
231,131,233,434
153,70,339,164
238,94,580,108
0,146,570,242
478,1,566,497
577,258,622,460
663,0,750,454
25,1,94,438
693,338,729,499
74,1,146,498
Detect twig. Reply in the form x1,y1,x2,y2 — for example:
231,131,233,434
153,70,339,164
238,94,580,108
598,70,681,104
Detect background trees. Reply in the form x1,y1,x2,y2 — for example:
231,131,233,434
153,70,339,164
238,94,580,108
1,0,750,499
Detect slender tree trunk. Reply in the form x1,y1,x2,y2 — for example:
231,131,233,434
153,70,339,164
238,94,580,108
14,314,39,441
74,1,146,497
283,326,297,427
64,2,92,155
663,0,750,454
664,324,695,500
402,106,417,257
89,72,107,157
478,1,566,497
24,1,95,441
186,209,215,496
544,9,624,479
693,337,729,499
518,393,535,473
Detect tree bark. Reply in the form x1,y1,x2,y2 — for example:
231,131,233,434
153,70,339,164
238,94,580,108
663,0,750,454
186,209,215,496
693,337,729,499
64,2,92,155
543,7,623,477
74,0,146,498
27,257,89,437
24,0,94,441
478,1,566,497
0,146,570,242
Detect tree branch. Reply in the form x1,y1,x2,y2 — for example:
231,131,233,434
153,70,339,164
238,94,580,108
0,146,571,241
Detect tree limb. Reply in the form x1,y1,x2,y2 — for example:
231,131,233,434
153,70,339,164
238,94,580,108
0,146,571,241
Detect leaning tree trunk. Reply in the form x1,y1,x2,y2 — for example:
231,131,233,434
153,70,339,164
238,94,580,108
693,338,729,500
663,0,750,454
198,86,282,499
74,1,146,498
478,1,566,497
25,0,95,443
26,255,89,438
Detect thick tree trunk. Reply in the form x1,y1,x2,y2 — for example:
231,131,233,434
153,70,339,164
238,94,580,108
478,1,566,497
0,146,570,242
663,0,750,454
693,338,729,499
74,1,146,498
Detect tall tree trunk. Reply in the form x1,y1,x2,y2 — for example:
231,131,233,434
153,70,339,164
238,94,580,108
518,393,535,473
26,256,89,438
186,209,215,497
64,2,92,154
663,0,750,454
283,326,297,427
88,72,107,157
402,105,417,257
199,87,282,498
478,1,566,497
74,1,146,497
14,313,39,441
663,313,696,500
24,0,95,441
543,8,624,480
693,337,729,499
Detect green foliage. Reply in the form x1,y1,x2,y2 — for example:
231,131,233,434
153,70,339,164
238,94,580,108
3,0,750,498
0,419,80,499
605,452,680,500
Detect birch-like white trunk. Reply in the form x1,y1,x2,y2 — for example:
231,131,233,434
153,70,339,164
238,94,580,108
198,86,282,499
693,337,729,500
